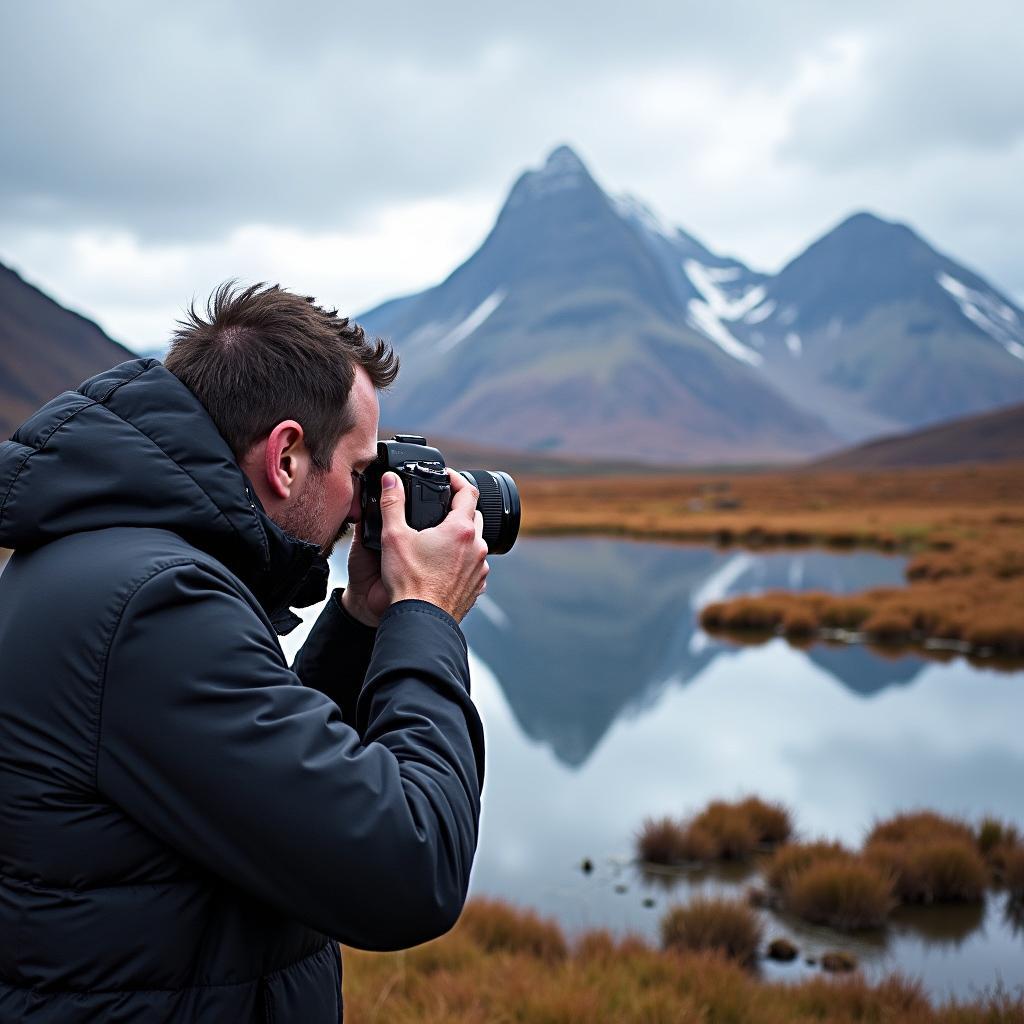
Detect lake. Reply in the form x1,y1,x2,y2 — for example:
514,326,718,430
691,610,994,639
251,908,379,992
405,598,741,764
284,535,1024,998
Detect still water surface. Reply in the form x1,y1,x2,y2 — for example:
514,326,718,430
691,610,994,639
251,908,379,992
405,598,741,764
288,536,1024,999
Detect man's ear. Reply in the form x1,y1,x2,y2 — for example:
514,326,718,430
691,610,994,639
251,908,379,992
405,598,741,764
260,420,309,500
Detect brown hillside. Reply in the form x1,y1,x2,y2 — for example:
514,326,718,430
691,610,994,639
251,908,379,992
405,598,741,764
0,262,133,438
813,401,1024,470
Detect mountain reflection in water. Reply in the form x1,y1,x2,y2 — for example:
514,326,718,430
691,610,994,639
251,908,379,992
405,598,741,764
279,536,1024,998
461,537,916,767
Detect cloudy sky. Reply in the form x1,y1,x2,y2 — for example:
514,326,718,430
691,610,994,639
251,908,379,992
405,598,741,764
2,0,1022,351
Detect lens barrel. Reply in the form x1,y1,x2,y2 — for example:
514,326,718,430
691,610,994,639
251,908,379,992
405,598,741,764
459,469,521,554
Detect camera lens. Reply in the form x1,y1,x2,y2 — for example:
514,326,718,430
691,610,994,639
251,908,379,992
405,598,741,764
458,469,521,554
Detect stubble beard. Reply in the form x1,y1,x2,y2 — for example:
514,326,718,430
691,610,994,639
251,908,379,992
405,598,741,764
274,467,353,558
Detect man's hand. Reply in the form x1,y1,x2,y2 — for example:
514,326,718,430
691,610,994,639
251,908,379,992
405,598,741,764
342,525,391,628
377,470,489,623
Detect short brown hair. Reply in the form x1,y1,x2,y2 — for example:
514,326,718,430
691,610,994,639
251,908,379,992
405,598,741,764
164,281,398,470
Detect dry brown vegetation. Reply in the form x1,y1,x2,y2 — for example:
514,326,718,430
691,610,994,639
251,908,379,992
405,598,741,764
784,859,896,929
341,897,1024,1023
660,896,763,965
520,462,1024,661
636,796,793,866
648,801,1024,935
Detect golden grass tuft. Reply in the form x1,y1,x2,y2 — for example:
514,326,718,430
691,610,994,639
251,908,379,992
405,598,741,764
454,896,567,960
637,798,793,867
1003,844,1024,900
867,811,976,847
342,895,1024,1022
689,801,760,860
864,813,987,904
763,840,853,891
737,796,794,845
783,858,896,930
659,896,763,966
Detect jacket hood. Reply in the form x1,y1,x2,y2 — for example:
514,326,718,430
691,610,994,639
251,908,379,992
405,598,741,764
0,358,328,633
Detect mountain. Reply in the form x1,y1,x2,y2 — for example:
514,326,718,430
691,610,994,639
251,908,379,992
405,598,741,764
723,212,1024,438
0,262,132,438
813,400,1024,469
360,148,1024,462
360,146,838,465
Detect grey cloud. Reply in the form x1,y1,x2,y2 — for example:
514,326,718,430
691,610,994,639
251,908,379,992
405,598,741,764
782,2,1024,169
0,0,896,240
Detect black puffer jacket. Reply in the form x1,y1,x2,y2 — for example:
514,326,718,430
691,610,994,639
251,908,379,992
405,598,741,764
0,359,485,1022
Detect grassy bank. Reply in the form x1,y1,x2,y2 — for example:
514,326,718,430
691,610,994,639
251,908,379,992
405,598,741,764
520,462,1024,661
342,897,1024,1023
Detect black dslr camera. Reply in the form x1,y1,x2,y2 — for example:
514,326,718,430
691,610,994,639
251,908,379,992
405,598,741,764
361,435,521,555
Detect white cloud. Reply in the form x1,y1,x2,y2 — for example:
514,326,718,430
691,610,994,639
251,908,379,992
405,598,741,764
0,196,497,350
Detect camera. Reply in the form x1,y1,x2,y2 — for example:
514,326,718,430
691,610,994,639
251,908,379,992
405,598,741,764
361,434,521,555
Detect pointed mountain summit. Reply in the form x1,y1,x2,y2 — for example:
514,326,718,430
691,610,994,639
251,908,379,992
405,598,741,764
359,145,835,464
726,211,1024,436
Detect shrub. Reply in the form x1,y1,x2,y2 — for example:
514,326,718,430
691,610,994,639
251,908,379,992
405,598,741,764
867,810,975,847
977,817,1020,859
636,816,695,865
659,896,763,966
784,859,895,930
861,609,914,642
763,841,852,891
866,839,986,904
690,801,759,860
737,796,793,846
456,897,568,960
636,815,730,866
1004,844,1024,901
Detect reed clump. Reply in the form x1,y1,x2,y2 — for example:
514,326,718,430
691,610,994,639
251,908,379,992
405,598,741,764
763,841,854,891
1002,845,1024,901
659,896,763,966
454,896,567,961
636,798,792,867
782,858,896,930
865,812,987,905
342,896,1024,1022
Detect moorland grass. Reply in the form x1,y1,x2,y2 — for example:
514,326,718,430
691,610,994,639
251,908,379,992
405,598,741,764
636,798,793,867
342,897,1024,1023
1002,845,1024,901
659,896,763,965
763,840,854,891
865,813,987,904
783,859,896,930
524,462,1024,661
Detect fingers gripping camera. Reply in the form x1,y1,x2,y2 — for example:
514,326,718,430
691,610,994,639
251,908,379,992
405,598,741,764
361,435,521,554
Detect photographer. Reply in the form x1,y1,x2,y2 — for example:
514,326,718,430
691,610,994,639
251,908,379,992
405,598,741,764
0,282,487,1023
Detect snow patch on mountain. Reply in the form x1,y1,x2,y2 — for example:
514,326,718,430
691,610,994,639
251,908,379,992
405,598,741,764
436,290,507,354
744,299,776,325
687,300,763,366
785,332,802,356
936,271,1024,361
682,259,768,365
778,305,799,326
684,260,765,320
704,265,743,284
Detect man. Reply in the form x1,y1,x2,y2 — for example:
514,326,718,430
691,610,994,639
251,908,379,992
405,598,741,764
0,282,488,1022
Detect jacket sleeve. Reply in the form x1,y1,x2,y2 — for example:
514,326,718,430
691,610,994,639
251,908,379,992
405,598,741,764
290,588,377,727
96,561,485,950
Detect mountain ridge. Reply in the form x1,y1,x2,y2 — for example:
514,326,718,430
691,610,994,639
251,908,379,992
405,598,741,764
360,145,1024,463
